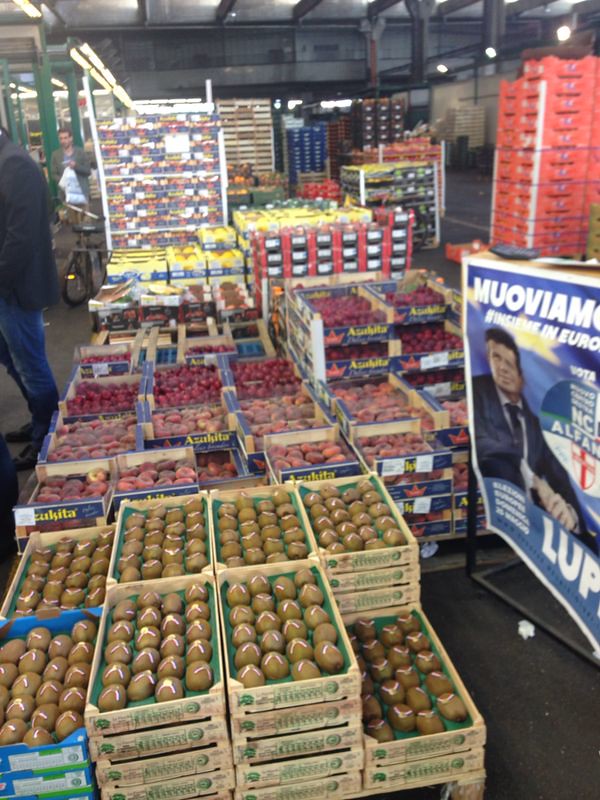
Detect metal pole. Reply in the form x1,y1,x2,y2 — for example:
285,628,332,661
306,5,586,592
35,29,60,196
1,60,18,142
15,91,28,148
83,74,112,249
65,67,83,147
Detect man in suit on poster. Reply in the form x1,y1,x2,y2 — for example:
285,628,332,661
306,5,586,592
473,327,597,554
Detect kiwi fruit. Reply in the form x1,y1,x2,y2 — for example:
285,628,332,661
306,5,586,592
313,623,338,645
286,638,314,663
102,663,131,687
157,655,185,680
365,718,395,742
416,709,446,735
314,642,344,674
98,684,127,711
362,639,385,663
379,679,405,706
127,672,157,702
234,643,262,669
394,665,420,690
291,660,321,681
155,677,184,702
261,652,289,680
406,686,432,713
354,619,377,643
0,718,28,744
387,645,412,669
414,651,441,674
362,693,383,721
405,632,431,653
387,703,416,732
237,665,265,688
437,693,468,722
55,710,83,741
424,671,453,697
186,662,213,691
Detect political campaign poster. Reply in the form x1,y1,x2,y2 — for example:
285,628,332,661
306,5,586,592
463,257,600,653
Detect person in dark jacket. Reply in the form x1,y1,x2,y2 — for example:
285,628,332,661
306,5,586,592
0,433,18,558
473,326,597,554
51,127,92,211
0,127,60,470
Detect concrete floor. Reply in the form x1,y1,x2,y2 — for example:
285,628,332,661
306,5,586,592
1,170,597,799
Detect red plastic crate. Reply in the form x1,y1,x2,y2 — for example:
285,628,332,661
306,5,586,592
522,55,596,79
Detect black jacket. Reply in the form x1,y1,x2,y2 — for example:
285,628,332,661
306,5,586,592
0,134,59,310
473,372,597,553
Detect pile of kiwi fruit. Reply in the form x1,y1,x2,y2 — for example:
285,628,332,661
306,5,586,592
301,479,406,555
215,489,311,568
116,498,208,583
0,618,98,746
10,531,115,616
350,612,469,740
95,584,215,712
224,567,347,688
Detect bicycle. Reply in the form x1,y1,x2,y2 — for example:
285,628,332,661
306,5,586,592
61,205,107,307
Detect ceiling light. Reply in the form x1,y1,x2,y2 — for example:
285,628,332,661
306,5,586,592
556,25,571,41
51,77,67,89
230,11,236,16
485,47,497,59
114,85,134,109
437,64,449,74
9,83,16,89
89,68,113,92
12,0,42,19
288,99,303,110
70,47,91,71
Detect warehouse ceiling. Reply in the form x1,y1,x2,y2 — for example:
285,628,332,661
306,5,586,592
9,0,593,28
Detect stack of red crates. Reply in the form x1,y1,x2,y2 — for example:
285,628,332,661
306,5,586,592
492,55,600,257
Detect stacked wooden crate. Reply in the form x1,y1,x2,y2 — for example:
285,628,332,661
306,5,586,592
219,99,275,172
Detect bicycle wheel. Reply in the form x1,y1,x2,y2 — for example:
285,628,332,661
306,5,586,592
90,249,106,295
62,252,89,307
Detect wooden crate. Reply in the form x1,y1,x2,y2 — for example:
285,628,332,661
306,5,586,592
229,696,361,743
216,561,361,717
0,525,116,619
89,718,230,762
235,747,364,789
290,475,419,575
99,767,235,800
342,604,487,767
108,492,212,584
209,483,319,572
95,742,233,786
232,721,362,765
234,771,360,800
85,573,226,736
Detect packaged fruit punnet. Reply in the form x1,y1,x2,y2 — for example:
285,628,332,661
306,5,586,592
218,561,360,716
209,485,318,571
113,447,200,508
110,494,211,584
85,574,226,736
293,476,418,575
94,734,233,785
343,605,485,769
0,608,101,768
0,527,116,619
264,426,362,484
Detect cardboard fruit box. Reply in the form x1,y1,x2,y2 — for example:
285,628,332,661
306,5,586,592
291,475,418,576
113,446,199,509
217,561,360,716
0,525,116,619
58,371,146,420
0,608,101,772
139,394,239,454
13,459,115,552
349,423,453,479
209,483,318,571
75,343,134,378
342,604,486,768
108,492,212,584
38,409,140,466
85,573,226,737
264,426,363,484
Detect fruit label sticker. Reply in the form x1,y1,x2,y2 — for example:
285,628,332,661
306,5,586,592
13,507,35,527
465,257,600,653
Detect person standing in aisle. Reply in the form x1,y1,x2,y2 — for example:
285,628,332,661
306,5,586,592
0,433,18,558
0,126,60,470
51,127,92,217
